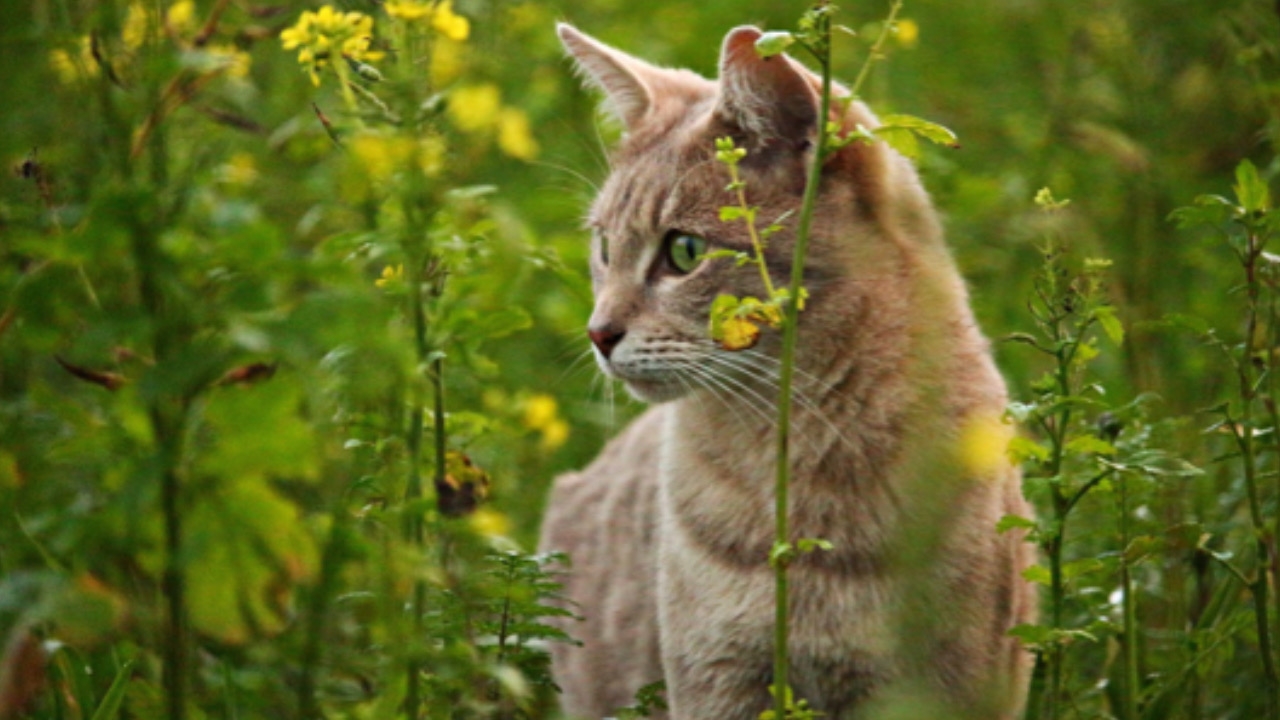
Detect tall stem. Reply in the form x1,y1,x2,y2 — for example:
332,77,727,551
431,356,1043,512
773,8,834,718
1239,236,1280,719
1118,473,1139,720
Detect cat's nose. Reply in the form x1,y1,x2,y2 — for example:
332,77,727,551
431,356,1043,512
588,325,626,359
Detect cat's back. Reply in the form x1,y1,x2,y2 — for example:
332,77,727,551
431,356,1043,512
539,406,667,718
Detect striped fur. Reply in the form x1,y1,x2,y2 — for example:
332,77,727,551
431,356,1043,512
540,24,1036,720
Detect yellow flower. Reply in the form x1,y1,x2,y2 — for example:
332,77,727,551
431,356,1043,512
448,83,502,133
430,37,466,86
375,264,404,289
431,1,470,42
417,135,447,177
541,418,569,452
523,394,558,430
469,508,511,539
219,152,258,186
208,44,252,77
166,0,197,36
49,36,98,84
524,394,569,452
894,18,919,49
123,1,150,50
280,6,382,86
497,107,539,160
385,0,433,21
386,0,470,41
957,413,1014,478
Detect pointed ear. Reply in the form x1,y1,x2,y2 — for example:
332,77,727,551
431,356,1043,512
716,26,819,148
557,23,661,130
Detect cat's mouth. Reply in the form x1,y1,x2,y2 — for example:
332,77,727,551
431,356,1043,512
596,356,691,404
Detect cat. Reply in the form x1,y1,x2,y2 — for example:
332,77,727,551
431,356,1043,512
538,22,1037,720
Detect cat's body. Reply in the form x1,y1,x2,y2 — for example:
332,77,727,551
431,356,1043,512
540,24,1036,720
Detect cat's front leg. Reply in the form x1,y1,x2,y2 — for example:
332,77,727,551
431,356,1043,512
657,533,776,719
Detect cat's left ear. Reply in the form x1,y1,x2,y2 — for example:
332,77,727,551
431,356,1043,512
716,26,819,150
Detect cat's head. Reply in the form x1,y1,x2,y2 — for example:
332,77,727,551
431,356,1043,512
560,24,928,403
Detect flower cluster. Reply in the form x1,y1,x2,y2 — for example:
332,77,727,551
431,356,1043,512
447,84,540,160
49,1,252,85
385,0,470,41
279,6,385,86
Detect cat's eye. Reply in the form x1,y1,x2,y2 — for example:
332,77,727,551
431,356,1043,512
597,234,609,265
665,232,708,274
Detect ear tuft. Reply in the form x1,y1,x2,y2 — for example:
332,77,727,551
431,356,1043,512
716,25,818,147
557,23,655,130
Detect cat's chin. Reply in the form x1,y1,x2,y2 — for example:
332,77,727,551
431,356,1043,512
621,377,689,404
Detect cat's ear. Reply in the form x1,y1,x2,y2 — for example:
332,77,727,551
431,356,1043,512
558,23,664,130
716,26,818,148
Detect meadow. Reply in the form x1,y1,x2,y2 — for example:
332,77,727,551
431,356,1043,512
0,0,1277,718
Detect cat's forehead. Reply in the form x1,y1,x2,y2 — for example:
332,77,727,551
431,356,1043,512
589,110,724,237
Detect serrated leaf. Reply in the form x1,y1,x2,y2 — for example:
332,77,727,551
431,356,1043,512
876,114,960,157
1234,159,1271,214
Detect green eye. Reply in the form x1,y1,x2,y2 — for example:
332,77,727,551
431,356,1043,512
666,232,707,274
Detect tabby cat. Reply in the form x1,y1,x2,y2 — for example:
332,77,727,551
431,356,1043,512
539,22,1036,720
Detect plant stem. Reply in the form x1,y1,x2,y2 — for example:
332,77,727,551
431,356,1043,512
847,0,904,99
1118,472,1139,720
726,162,776,297
1237,232,1280,719
773,6,834,718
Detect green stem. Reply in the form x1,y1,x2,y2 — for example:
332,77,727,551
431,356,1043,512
727,161,776,297
1239,236,1280,720
847,0,904,99
1118,473,1139,720
773,7,835,717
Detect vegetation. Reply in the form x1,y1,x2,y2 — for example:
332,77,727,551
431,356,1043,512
0,0,1278,718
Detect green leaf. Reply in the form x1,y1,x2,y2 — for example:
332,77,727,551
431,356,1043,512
471,306,532,339
796,538,834,554
1093,305,1125,345
874,114,959,160
89,659,135,720
769,541,795,568
1168,195,1234,228
185,478,318,644
1022,564,1052,585
996,514,1037,535
1234,159,1271,213
754,31,796,58
873,126,920,159
719,206,747,222
198,379,319,482
1064,435,1117,456
1007,436,1050,463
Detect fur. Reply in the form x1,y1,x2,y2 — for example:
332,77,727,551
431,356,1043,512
540,23,1036,720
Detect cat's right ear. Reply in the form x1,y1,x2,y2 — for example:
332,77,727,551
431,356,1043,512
557,23,660,130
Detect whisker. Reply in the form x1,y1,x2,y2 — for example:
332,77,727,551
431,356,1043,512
703,352,853,456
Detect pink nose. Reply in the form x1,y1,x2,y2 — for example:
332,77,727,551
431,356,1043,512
588,326,625,359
